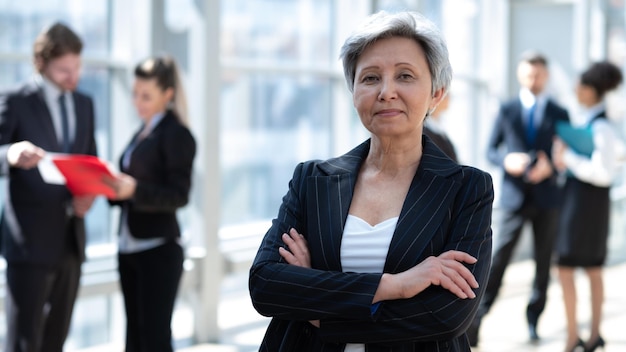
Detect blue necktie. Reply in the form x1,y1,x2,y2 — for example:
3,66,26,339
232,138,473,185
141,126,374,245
58,94,71,153
526,103,536,145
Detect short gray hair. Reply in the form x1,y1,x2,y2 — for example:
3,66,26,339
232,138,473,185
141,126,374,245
339,11,452,95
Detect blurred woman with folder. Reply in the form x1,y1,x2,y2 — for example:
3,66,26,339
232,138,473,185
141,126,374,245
552,61,625,352
106,55,196,352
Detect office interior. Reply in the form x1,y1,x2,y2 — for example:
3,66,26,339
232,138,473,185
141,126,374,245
1,0,626,349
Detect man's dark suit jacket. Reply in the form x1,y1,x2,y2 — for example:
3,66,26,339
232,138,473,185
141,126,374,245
114,111,196,240
486,99,569,210
0,80,97,265
249,137,494,351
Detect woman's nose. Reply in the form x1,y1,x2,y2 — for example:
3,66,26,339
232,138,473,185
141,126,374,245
378,78,398,101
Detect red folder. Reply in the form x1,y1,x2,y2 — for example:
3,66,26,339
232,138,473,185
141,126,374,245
51,154,116,198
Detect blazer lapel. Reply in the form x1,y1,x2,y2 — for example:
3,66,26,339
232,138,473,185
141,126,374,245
305,138,463,274
385,137,462,273
306,141,368,271
511,101,528,145
71,93,86,153
27,85,59,150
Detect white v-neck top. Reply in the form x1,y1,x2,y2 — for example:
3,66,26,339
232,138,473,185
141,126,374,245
341,214,398,352
341,215,398,273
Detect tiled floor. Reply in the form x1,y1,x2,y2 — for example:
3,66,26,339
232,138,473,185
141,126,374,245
77,258,626,352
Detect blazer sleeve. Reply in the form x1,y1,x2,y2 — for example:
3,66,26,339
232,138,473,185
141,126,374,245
486,104,508,168
249,161,383,321
132,125,196,211
317,168,494,344
0,89,17,175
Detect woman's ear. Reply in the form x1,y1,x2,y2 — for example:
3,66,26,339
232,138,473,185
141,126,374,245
164,87,175,103
429,88,446,111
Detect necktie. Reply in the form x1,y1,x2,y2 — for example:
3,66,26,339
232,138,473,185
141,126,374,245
526,103,536,145
58,94,71,153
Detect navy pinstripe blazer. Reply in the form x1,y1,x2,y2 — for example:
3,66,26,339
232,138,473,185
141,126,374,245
249,136,494,351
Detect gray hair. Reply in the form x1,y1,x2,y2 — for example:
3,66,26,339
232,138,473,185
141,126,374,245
339,11,452,96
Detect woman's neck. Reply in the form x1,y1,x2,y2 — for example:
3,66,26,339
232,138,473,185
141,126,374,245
366,136,423,176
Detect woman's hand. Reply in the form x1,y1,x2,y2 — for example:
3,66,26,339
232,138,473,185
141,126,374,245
278,228,311,268
279,228,319,327
374,250,478,303
103,172,137,200
72,195,95,218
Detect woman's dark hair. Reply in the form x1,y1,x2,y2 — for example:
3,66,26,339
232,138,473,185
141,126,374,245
33,22,83,72
580,61,623,99
135,55,189,126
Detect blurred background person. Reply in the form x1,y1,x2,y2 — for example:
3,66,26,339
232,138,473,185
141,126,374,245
249,11,493,351
0,22,98,352
106,55,196,352
468,51,570,346
552,61,625,352
423,92,458,162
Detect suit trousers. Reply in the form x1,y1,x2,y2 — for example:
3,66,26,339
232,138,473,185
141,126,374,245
118,241,184,352
4,251,81,352
476,206,559,324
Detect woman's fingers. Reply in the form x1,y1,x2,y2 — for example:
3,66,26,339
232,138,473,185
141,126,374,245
279,228,311,268
426,251,479,299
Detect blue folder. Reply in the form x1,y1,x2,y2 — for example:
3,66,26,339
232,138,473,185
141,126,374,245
555,121,594,157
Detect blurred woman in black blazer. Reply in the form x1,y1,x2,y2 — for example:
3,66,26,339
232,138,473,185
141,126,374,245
107,55,196,352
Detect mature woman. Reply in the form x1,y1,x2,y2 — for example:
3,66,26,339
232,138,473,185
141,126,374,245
249,11,493,351
107,55,196,352
552,61,624,352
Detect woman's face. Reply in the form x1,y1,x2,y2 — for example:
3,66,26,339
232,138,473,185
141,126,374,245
352,36,443,139
575,82,598,107
132,77,173,121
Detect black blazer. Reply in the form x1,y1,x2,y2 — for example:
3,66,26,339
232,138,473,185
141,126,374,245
0,80,97,264
486,98,569,210
113,111,195,240
249,137,494,351
423,125,458,162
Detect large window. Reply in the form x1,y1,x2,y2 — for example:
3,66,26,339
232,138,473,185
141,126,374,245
221,0,338,225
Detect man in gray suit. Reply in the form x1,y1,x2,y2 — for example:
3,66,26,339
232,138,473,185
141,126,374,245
0,22,97,351
467,51,569,346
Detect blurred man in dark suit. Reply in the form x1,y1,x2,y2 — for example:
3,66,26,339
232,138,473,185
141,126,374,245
0,22,98,351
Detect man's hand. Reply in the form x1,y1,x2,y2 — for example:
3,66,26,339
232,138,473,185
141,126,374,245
525,150,553,184
7,141,45,169
503,152,531,177
551,137,568,172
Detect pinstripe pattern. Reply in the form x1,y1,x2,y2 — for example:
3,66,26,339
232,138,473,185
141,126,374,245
249,136,494,351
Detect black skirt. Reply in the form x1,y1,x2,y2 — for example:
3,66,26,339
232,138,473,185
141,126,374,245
556,177,610,267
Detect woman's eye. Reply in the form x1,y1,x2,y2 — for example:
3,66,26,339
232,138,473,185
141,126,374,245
399,73,414,80
362,75,379,83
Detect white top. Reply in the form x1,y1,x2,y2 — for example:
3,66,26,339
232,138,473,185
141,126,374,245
563,102,626,187
341,214,398,352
